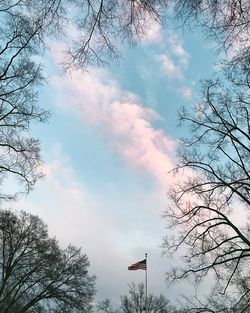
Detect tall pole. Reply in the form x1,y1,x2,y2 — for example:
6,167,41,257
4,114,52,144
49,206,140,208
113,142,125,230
145,253,148,313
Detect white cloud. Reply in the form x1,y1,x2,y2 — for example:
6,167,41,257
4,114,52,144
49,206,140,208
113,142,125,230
155,30,190,82
157,54,183,80
167,31,190,66
141,20,162,44
13,145,177,305
179,86,192,99
53,68,177,187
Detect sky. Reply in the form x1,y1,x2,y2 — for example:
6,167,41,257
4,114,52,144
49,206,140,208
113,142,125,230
10,17,217,308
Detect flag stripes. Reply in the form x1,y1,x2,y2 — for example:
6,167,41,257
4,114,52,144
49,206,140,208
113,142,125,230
128,258,147,271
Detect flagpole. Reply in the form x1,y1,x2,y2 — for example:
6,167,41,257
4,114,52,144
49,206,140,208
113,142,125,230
145,253,148,313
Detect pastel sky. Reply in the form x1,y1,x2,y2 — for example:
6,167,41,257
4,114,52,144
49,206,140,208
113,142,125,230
11,19,216,308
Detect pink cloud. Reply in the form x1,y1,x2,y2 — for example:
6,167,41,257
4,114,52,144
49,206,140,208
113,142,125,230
179,86,192,99
167,32,190,66
141,20,162,44
14,145,175,303
157,54,183,80
155,31,190,82
53,69,177,187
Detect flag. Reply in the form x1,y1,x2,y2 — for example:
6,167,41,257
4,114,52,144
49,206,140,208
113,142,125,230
128,258,147,270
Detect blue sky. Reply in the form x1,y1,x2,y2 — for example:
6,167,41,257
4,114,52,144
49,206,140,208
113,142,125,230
12,19,216,307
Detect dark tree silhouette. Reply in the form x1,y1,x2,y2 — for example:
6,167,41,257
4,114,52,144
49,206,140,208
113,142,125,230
65,0,169,69
0,0,68,200
171,0,250,76
180,276,250,313
173,0,250,47
162,75,250,312
97,298,119,313
63,0,250,73
0,209,95,313
97,283,175,313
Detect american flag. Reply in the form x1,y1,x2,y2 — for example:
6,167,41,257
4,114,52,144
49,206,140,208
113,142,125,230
128,258,147,270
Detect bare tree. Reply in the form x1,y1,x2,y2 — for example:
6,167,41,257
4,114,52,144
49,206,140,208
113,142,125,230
171,0,250,74
97,298,120,313
0,0,69,200
1,0,172,75
179,272,250,313
162,75,250,311
97,283,175,313
65,0,169,69
0,209,95,313
172,1,250,48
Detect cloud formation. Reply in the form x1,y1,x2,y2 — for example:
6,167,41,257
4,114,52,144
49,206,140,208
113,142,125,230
167,31,190,66
141,19,162,44
179,86,192,99
157,54,183,80
53,69,177,187
156,31,191,88
15,144,174,305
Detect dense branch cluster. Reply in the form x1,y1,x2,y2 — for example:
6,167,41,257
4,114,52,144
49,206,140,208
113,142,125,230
65,0,169,69
0,0,67,199
173,0,250,73
154,1,250,312
163,76,250,311
0,210,95,313
97,283,175,313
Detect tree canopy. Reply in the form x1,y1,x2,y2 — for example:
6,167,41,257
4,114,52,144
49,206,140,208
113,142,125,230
0,209,95,313
162,71,250,312
97,283,176,313
154,1,250,312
